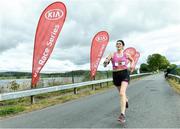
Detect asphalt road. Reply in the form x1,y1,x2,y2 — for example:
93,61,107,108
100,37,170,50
0,73,180,128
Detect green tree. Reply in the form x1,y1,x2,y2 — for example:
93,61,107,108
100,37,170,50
168,64,178,75
169,64,177,69
140,63,150,73
175,68,180,76
147,54,170,71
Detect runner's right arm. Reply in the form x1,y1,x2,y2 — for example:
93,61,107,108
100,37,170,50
103,53,113,67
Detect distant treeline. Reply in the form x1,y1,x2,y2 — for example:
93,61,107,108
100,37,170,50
0,70,112,80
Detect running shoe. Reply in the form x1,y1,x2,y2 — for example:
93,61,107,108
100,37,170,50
118,113,126,123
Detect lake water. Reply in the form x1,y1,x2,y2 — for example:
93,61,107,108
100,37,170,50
0,77,83,93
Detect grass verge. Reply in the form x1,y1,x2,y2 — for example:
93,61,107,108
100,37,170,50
0,106,25,116
167,79,180,94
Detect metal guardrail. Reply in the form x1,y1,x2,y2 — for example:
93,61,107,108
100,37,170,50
167,74,180,83
0,73,151,101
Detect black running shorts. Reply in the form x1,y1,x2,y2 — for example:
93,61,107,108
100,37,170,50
112,69,130,86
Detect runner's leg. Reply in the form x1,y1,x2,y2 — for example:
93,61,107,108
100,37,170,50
119,81,128,114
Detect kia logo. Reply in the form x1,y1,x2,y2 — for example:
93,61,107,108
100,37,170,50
95,36,107,42
45,9,64,20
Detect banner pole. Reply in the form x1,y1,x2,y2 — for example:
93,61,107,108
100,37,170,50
30,84,35,104
91,76,95,90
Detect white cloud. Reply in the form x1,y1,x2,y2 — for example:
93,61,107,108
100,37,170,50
124,25,180,66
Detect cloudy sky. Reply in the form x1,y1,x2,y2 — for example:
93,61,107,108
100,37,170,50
0,0,180,72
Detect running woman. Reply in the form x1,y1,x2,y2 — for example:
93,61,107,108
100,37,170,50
103,40,134,123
